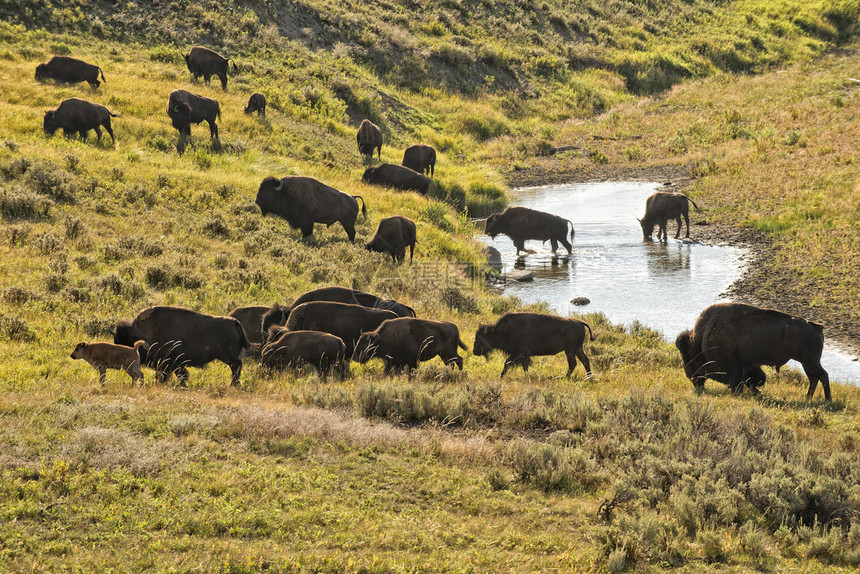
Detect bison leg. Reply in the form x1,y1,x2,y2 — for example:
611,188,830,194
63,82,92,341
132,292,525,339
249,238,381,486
98,366,106,386
803,362,831,401
203,74,212,84
229,361,242,386
218,73,227,91
674,216,683,239
341,221,356,242
94,126,102,142
207,120,219,139
550,238,558,252
683,212,691,238
175,366,190,387
559,236,573,255
569,347,592,379
104,121,115,143
88,79,100,89
128,364,144,385
513,239,526,255
301,223,315,238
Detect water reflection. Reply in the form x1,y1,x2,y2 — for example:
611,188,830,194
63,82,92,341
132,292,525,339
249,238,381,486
644,242,692,276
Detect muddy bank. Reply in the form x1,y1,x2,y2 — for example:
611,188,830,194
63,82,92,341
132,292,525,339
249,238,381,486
504,164,860,358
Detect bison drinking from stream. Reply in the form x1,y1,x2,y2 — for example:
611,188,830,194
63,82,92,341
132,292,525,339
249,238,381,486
485,207,574,255
638,192,700,242
473,313,595,378
675,302,831,401
255,176,366,241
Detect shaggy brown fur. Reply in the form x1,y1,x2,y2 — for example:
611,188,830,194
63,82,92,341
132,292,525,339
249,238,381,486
71,341,146,385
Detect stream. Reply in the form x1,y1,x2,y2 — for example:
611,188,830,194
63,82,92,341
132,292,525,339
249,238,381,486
480,181,860,384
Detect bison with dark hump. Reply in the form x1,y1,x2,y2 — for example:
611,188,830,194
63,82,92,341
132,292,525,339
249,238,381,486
262,330,348,380
638,192,700,242
356,119,382,160
362,163,431,195
255,176,366,241
473,312,595,378
112,306,251,386
244,92,266,117
167,89,221,140
675,302,831,400
281,301,398,355
366,216,416,264
228,305,270,351
485,207,574,255
35,56,106,88
261,287,415,341
353,318,468,376
44,98,120,143
401,144,436,178
184,46,236,91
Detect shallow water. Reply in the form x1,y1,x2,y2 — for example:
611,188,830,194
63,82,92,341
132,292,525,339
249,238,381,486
480,181,860,384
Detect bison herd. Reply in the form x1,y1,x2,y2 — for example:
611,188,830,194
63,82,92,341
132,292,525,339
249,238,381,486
38,51,834,401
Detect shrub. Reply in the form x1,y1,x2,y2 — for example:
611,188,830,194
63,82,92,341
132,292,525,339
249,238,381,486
0,187,52,219
0,316,36,341
27,160,77,202
149,45,182,64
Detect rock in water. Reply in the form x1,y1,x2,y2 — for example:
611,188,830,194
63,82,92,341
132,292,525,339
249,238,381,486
571,297,590,306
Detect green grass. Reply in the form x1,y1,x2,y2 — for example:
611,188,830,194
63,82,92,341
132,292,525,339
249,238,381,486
1,0,859,571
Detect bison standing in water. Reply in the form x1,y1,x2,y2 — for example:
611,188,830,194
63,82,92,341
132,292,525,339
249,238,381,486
473,313,594,378
366,216,416,264
356,119,382,160
112,306,251,386
638,192,700,242
44,98,120,143
675,302,831,400
185,46,236,91
36,56,105,88
362,164,431,194
354,318,468,375
255,176,366,241
402,144,436,178
485,207,574,255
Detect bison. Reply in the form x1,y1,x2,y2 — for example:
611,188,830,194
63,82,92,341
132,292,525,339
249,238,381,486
35,56,105,88
473,313,594,378
261,287,415,337
44,98,120,143
262,330,348,380
255,176,366,241
402,144,436,178
362,163,431,194
185,46,236,91
167,89,220,141
366,216,416,264
675,302,830,400
638,192,700,242
353,318,468,376
244,92,266,117
112,306,250,386
281,301,398,355
357,119,382,160
485,207,574,255
71,341,147,385
228,305,270,351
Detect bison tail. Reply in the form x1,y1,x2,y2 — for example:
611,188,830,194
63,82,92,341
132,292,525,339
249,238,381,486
686,196,701,212
458,339,469,351
353,195,367,217
110,112,122,118
567,220,575,242
583,322,595,342
228,59,238,73
98,67,106,83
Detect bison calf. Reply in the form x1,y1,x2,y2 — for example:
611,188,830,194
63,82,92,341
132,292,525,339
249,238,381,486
36,56,105,88
362,164,431,194
44,98,120,143
244,92,266,117
366,216,416,264
353,318,468,376
485,207,574,255
71,341,146,385
473,313,594,378
676,302,830,400
262,330,349,380
638,192,700,242
402,144,436,178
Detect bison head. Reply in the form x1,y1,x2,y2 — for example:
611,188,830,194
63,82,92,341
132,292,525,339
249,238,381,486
353,332,378,363
675,330,707,389
35,64,48,80
168,101,192,132
110,321,135,347
43,111,61,135
361,167,379,184
255,177,285,216
260,303,290,339
472,326,492,359
484,213,504,239
70,342,87,360
638,216,656,240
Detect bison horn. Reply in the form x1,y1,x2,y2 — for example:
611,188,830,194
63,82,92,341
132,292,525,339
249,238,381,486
173,104,183,113
108,325,116,335
274,179,283,191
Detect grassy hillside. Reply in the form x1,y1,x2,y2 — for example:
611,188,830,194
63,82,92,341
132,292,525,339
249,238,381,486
1,0,859,571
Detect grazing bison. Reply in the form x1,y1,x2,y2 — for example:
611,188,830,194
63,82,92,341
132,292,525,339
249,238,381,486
228,305,270,351
675,303,830,400
362,163,431,194
255,176,366,241
282,302,398,355
185,46,236,91
353,318,468,375
366,216,416,264
244,92,266,117
402,144,436,178
356,119,382,159
473,313,594,378
261,287,415,337
44,98,120,142
167,89,220,141
638,192,700,242
485,207,574,255
262,330,348,380
35,56,105,88
112,306,250,386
